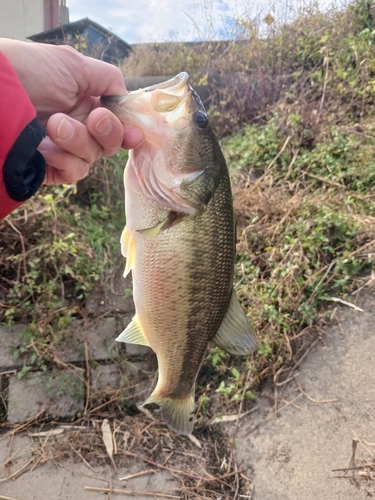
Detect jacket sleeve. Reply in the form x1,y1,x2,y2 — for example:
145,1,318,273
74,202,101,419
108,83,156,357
0,52,46,220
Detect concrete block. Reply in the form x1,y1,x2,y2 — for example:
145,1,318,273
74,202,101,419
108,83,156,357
120,361,154,404
91,364,120,393
0,324,31,370
7,369,85,423
85,318,121,360
126,343,152,357
55,317,122,363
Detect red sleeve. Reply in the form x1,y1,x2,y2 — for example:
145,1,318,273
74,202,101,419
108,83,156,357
0,52,46,220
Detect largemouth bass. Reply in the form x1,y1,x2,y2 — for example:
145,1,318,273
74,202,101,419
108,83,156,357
102,72,256,435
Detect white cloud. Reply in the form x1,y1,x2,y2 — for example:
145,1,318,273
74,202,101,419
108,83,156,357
67,0,257,43
67,0,345,44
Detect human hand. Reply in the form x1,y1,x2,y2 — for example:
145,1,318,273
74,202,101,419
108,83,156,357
0,39,143,184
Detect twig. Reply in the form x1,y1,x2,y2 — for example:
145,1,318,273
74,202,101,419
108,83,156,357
326,297,364,312
275,338,321,387
29,428,65,438
307,262,335,304
247,394,303,434
294,376,338,404
5,219,27,280
84,486,180,498
69,442,96,473
119,469,155,481
352,270,375,295
245,136,291,194
349,238,375,257
317,54,329,120
233,457,240,500
305,172,345,189
123,451,201,480
187,434,202,449
84,338,91,415
205,408,257,426
266,136,291,171
0,496,21,500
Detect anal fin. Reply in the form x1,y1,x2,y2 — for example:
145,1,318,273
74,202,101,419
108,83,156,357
213,290,257,355
116,315,150,347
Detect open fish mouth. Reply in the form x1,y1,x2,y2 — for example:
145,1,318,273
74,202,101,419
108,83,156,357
101,72,189,105
133,72,189,93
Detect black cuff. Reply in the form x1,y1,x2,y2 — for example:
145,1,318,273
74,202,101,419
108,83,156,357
3,117,46,202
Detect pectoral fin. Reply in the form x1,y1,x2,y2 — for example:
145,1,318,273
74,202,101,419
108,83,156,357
121,226,136,277
212,291,257,355
116,315,150,347
137,211,186,236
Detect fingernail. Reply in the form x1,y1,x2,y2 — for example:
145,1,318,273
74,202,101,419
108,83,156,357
57,118,74,141
95,115,113,135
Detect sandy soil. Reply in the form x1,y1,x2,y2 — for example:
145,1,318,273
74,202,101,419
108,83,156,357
0,288,374,499
231,288,375,499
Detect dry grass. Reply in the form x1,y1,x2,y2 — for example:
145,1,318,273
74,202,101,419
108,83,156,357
1,413,253,499
331,437,375,496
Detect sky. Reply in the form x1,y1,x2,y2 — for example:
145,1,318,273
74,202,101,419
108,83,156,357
67,0,344,45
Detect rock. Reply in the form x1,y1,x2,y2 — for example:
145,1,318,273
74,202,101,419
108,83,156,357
7,368,85,423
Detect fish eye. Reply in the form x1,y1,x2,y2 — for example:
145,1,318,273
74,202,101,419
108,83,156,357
194,111,208,129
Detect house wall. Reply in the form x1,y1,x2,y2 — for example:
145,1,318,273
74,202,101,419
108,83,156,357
0,0,44,40
0,0,68,41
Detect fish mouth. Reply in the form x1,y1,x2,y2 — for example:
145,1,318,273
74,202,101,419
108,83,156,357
137,72,189,93
101,72,189,105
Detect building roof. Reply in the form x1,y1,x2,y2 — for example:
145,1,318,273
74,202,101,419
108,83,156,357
28,17,131,51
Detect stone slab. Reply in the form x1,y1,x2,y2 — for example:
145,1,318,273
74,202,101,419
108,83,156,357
7,369,85,423
55,317,126,364
91,364,120,393
125,343,152,357
0,324,32,370
120,361,154,404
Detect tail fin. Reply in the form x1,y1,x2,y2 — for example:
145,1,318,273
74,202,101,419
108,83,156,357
142,388,195,435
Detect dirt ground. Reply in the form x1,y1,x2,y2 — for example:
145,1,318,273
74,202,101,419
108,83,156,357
0,287,374,499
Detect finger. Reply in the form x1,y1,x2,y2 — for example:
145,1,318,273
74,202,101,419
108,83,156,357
38,137,89,185
85,108,127,156
47,113,103,164
62,46,128,97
